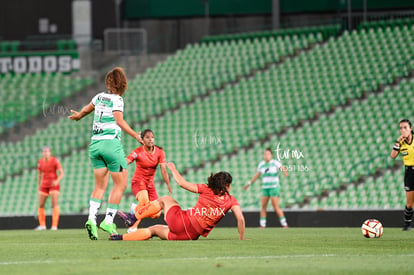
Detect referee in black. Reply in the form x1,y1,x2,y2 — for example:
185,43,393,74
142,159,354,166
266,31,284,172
391,119,414,231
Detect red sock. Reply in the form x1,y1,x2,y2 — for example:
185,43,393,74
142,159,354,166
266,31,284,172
150,211,161,219
136,190,149,205
135,200,161,220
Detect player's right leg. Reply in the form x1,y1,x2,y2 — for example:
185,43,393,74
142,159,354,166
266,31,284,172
127,188,150,232
35,191,48,230
260,195,270,228
111,225,169,241
85,167,109,240
136,196,178,220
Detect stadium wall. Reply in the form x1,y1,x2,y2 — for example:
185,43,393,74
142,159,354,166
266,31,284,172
0,210,403,230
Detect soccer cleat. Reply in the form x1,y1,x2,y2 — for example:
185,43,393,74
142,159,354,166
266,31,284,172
34,225,46,231
50,227,58,231
117,210,137,227
99,221,118,234
85,220,98,240
403,224,412,231
282,226,289,229
110,234,123,241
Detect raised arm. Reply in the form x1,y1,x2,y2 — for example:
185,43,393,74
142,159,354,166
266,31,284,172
113,111,143,144
231,204,246,240
68,102,94,121
160,163,172,195
166,162,198,193
243,172,261,190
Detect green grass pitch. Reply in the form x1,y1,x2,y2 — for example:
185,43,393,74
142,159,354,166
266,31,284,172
0,227,413,274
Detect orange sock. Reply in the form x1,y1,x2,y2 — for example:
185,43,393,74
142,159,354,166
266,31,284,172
135,200,161,220
150,211,161,219
123,228,152,241
136,190,149,205
52,206,60,228
38,207,46,227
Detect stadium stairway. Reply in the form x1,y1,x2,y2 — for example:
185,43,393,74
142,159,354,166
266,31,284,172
0,73,96,143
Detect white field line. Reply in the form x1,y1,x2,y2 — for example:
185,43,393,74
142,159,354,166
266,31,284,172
1,254,414,265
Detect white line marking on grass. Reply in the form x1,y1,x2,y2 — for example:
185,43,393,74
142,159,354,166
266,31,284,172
2,254,414,265
215,254,336,260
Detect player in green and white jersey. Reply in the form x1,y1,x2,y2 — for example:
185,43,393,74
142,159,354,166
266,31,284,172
69,67,143,240
244,148,289,228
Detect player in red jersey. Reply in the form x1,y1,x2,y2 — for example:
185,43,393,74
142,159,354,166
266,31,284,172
113,162,245,241
35,147,64,230
126,129,172,231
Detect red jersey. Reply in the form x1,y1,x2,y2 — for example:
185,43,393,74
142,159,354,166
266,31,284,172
37,157,62,186
127,146,166,185
186,184,239,237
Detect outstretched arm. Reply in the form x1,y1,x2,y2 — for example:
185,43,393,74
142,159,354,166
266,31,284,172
160,163,172,195
167,162,198,193
68,103,94,121
280,166,289,177
231,205,246,240
113,111,143,144
243,172,261,190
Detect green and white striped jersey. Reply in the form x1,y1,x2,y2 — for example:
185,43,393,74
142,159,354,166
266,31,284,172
90,92,124,140
257,159,282,189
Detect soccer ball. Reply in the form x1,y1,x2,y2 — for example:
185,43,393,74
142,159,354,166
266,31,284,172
361,219,383,238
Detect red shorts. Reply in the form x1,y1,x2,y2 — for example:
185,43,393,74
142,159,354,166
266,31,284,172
39,184,60,195
166,205,200,241
131,180,158,201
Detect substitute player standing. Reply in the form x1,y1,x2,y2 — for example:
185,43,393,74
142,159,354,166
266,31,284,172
126,129,172,232
390,118,414,231
35,147,64,230
243,147,289,228
114,162,245,241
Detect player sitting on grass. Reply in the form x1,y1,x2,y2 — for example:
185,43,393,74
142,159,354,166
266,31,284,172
112,162,246,241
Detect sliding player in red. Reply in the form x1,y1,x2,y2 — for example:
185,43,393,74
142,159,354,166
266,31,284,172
113,162,245,241
126,129,171,232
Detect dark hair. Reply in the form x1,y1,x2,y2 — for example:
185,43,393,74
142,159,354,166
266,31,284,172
400,119,412,127
399,119,414,134
265,147,273,155
141,129,163,149
141,129,153,139
105,67,127,96
207,171,232,196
